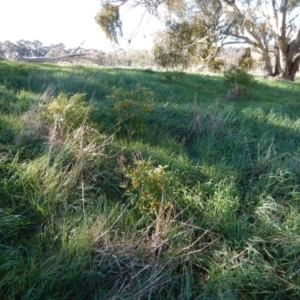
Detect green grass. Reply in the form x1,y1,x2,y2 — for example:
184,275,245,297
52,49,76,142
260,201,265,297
1,60,300,299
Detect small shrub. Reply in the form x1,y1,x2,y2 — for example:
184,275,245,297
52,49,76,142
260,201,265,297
112,100,153,136
39,92,92,145
123,160,174,219
42,93,89,129
223,65,255,98
107,84,154,102
105,85,154,137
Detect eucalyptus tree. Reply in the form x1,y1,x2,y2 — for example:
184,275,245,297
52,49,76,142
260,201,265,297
96,0,300,80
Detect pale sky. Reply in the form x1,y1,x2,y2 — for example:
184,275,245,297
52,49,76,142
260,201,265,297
0,0,161,52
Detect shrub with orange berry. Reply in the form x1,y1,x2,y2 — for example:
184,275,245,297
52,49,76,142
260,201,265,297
122,160,172,218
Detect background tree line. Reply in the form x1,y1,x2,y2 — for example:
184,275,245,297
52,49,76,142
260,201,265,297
0,39,265,72
96,0,300,80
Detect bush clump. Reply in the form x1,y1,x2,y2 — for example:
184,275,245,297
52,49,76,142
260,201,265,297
39,92,93,146
223,65,255,100
103,85,154,137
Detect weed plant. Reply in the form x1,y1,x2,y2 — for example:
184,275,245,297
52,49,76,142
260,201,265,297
0,60,300,299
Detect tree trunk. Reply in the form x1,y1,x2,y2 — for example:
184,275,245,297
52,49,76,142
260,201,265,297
276,41,300,81
265,0,299,81
263,40,299,81
262,51,274,77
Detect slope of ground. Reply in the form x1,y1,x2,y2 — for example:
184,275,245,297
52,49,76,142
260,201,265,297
1,61,300,299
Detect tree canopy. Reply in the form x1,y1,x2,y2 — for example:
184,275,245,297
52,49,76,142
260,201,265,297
96,0,300,80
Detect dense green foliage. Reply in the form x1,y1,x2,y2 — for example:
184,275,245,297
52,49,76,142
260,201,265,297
223,65,256,97
95,2,122,44
1,61,300,299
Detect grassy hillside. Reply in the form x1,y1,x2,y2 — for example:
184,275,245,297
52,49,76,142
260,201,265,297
1,61,300,299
